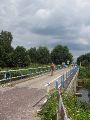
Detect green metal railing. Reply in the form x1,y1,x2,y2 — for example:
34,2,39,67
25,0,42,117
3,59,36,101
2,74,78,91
0,65,62,83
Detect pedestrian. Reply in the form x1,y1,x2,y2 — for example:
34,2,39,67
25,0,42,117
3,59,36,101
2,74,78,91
51,63,55,76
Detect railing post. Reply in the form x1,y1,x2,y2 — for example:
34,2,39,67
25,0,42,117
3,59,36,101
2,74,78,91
47,83,50,98
19,70,23,79
61,75,64,88
9,71,12,80
55,80,59,120
56,80,58,90
66,71,68,79
4,72,7,80
67,71,69,77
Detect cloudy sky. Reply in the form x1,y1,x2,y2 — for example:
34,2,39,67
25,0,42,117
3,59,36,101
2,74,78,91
0,0,90,59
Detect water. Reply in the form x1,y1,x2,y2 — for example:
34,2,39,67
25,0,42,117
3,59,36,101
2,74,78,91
77,88,90,103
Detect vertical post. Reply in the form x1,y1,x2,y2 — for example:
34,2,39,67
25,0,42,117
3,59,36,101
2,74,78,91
30,69,32,76
70,69,71,75
68,71,69,77
66,71,68,79
56,80,58,90
69,70,70,76
9,71,12,80
47,83,50,98
4,72,7,80
19,70,22,79
64,73,66,81
55,80,59,120
61,74,64,88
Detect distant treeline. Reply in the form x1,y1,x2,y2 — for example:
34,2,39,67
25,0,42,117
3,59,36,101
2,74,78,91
77,53,90,66
0,31,73,68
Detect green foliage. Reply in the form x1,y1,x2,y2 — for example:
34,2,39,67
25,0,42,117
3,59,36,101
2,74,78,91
78,67,90,79
77,53,90,66
63,67,90,120
13,46,31,67
51,45,73,64
0,30,13,53
0,31,13,67
39,92,58,120
37,47,51,64
28,47,37,63
0,30,73,68
63,94,90,120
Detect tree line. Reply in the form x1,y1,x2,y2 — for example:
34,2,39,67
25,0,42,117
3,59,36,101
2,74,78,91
77,53,90,66
0,31,73,68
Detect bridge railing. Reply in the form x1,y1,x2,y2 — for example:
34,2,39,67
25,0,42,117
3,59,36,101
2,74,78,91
45,66,79,120
0,65,62,83
46,66,79,93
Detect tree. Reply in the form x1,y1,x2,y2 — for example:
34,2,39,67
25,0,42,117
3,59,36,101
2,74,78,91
13,46,30,67
77,53,90,66
0,30,13,53
28,47,37,63
37,47,51,64
0,31,13,67
51,45,73,64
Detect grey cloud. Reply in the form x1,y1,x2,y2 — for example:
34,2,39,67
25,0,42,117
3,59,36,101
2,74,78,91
0,0,90,58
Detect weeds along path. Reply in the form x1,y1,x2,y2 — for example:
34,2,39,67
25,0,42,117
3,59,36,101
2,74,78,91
0,68,70,120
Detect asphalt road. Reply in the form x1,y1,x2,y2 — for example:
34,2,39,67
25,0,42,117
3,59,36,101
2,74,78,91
0,67,71,120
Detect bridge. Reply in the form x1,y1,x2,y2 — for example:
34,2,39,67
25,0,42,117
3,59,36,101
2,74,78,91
0,66,78,120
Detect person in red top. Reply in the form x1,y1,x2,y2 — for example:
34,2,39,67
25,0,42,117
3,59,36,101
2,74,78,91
50,63,55,76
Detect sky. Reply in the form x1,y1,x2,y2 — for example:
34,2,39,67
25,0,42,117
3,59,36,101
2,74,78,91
0,0,90,59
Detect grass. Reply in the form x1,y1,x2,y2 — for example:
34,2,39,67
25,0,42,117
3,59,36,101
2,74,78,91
39,90,90,120
38,91,58,120
62,66,90,120
63,94,90,120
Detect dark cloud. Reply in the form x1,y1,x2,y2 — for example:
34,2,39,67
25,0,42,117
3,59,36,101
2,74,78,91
0,0,90,58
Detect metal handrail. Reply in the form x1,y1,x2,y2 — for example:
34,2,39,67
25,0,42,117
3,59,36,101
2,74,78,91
0,65,62,83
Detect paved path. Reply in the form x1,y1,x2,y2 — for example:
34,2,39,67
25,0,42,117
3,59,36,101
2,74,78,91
0,68,70,120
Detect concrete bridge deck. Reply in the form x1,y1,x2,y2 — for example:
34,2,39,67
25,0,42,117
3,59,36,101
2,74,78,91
0,68,71,120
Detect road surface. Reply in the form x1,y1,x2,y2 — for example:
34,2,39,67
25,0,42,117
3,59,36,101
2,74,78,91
0,67,71,120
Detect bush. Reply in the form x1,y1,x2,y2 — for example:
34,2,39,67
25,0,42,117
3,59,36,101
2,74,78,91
78,67,90,79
